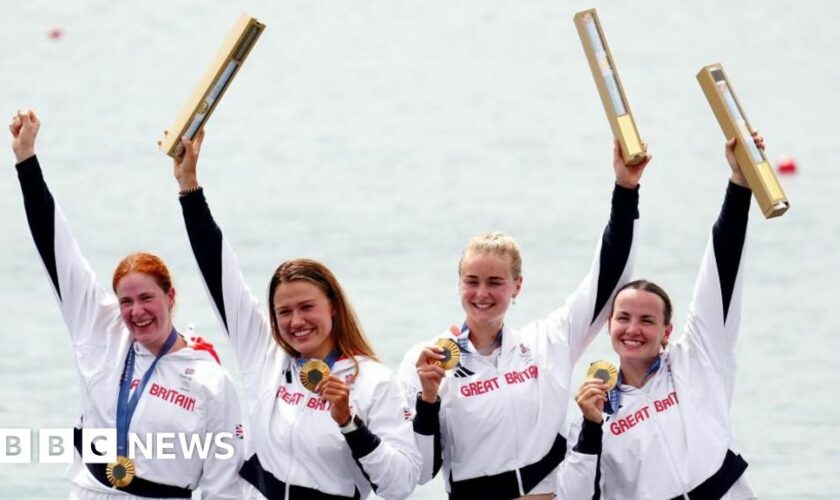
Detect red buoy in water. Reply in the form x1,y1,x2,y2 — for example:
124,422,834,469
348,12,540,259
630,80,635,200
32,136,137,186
48,28,63,40
776,156,797,175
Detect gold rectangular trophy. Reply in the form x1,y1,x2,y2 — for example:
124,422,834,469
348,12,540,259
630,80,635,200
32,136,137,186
697,64,789,218
160,13,266,158
574,8,646,165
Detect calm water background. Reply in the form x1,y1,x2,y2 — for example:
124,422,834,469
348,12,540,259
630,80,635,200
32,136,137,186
1,1,837,498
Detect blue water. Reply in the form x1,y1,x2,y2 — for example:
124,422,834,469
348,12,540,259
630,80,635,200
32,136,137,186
1,1,838,498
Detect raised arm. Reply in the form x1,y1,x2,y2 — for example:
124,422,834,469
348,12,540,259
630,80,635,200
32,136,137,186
11,110,119,353
11,111,57,293
714,135,758,324
680,134,760,401
538,140,647,362
170,131,279,390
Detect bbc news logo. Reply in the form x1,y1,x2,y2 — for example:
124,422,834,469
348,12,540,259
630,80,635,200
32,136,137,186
0,429,236,463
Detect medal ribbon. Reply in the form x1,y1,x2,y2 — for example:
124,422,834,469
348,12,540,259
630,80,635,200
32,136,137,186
458,322,503,355
116,329,178,457
294,349,341,370
605,355,661,415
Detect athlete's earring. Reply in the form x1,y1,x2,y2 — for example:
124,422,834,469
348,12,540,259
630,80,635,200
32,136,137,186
512,295,517,306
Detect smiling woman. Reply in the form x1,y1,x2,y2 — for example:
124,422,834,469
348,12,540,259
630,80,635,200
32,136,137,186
272,278,337,359
398,139,649,499
171,131,422,499
608,280,674,378
557,134,765,500
9,110,245,498
113,256,180,355
457,233,523,350
267,258,376,373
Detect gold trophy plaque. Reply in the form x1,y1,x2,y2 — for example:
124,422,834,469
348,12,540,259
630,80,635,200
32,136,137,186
434,338,461,370
574,8,646,165
160,13,265,158
697,64,789,218
586,360,618,390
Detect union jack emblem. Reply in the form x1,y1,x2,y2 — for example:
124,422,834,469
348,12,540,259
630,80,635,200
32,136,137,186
235,424,245,439
185,368,195,375
403,406,414,421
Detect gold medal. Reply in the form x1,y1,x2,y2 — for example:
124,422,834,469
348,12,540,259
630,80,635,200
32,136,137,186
586,360,618,390
106,455,135,488
300,360,331,392
434,338,461,370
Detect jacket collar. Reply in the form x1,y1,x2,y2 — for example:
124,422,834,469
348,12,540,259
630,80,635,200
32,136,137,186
457,323,516,355
605,355,662,415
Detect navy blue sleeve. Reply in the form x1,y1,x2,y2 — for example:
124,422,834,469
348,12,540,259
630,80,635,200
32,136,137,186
413,395,443,478
592,184,639,324
712,182,751,323
343,417,383,493
16,155,61,298
573,417,603,455
179,190,228,330
575,418,604,499
343,419,382,459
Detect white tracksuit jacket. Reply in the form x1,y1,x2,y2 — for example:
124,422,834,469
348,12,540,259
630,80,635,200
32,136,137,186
557,182,757,500
179,189,422,500
399,184,639,498
16,156,245,499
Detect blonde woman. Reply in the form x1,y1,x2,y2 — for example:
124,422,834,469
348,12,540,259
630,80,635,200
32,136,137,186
400,141,650,499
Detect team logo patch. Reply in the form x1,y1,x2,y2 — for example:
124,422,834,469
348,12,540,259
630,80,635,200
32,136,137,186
518,343,534,362
235,424,245,439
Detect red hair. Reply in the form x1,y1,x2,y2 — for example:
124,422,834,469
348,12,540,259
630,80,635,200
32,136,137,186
112,252,173,293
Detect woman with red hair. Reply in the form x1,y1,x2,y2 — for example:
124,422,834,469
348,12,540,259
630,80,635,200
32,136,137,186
10,109,245,499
